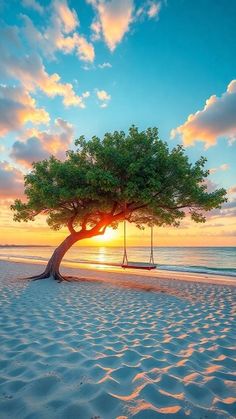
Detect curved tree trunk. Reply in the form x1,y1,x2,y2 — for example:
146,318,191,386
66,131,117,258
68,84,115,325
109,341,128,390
29,232,85,282
28,213,122,282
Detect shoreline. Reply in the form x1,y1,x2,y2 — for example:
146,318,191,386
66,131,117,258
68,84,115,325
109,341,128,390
0,256,235,287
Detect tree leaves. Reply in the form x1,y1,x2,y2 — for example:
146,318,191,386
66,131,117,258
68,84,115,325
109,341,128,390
11,126,227,233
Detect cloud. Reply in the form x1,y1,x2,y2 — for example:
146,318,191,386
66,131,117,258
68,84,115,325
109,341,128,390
10,118,74,167
205,196,236,220
220,199,236,219
0,161,24,199
0,26,90,108
21,1,95,62
204,179,219,193
98,62,112,69
219,230,236,237
22,0,43,14
228,185,236,194
88,0,164,50
171,80,236,148
82,91,90,98
220,163,230,171
90,19,102,41
96,89,111,101
136,1,162,20
88,0,134,51
96,89,111,107
223,198,236,210
73,34,95,62
0,85,50,137
209,163,230,174
10,137,49,167
147,2,161,18
199,223,225,228
54,0,78,33
35,70,88,107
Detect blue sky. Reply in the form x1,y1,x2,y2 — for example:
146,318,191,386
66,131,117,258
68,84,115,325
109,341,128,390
0,0,236,245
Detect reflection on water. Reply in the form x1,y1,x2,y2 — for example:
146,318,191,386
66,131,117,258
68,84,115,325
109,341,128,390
0,246,236,277
97,247,106,263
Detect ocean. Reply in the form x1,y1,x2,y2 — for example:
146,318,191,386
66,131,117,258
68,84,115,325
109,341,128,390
0,246,236,277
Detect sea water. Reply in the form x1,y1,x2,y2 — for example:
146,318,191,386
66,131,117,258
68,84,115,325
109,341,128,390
0,246,236,277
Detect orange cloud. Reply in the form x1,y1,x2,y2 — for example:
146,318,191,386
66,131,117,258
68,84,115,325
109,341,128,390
88,0,164,51
228,185,236,195
22,1,95,63
171,80,236,148
56,33,95,62
39,72,87,107
0,162,24,199
55,0,78,33
209,163,230,174
89,0,134,51
96,89,111,100
96,89,111,107
0,85,50,137
10,118,73,167
90,19,102,41
0,27,90,108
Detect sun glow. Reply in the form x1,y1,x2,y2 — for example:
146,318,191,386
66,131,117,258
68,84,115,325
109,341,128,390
94,227,117,242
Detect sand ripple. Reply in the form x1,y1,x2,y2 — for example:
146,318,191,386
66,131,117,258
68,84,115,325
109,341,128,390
0,260,235,418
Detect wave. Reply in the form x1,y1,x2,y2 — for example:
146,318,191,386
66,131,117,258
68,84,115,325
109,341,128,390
1,247,236,278
68,259,236,277
156,264,236,277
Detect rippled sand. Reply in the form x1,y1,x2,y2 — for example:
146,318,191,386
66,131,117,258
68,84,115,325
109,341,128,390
0,260,235,418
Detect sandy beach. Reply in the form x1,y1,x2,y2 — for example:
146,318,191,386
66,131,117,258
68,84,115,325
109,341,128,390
0,260,235,418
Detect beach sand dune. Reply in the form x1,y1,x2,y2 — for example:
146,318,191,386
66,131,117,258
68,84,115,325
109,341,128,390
0,260,235,418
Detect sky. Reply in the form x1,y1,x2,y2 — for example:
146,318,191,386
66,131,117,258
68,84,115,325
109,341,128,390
0,0,236,247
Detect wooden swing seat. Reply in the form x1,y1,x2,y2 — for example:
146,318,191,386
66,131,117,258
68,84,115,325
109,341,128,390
122,261,156,270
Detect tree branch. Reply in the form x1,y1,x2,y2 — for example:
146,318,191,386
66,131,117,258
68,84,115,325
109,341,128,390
97,225,107,235
110,201,118,215
77,201,198,239
67,214,77,234
81,213,91,230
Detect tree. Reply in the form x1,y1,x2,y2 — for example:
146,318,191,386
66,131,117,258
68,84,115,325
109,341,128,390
11,126,227,281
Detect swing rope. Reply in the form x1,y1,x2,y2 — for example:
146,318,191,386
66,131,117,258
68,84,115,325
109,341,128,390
122,219,128,265
149,223,155,264
122,218,155,266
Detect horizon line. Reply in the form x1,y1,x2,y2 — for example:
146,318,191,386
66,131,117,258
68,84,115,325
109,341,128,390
1,244,236,248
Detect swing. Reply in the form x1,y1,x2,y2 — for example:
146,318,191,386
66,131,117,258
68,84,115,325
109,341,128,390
121,220,157,270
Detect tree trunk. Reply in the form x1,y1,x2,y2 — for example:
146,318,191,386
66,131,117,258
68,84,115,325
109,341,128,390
28,213,123,282
29,232,86,282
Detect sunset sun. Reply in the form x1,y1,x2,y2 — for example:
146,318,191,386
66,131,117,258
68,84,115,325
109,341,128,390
94,227,117,243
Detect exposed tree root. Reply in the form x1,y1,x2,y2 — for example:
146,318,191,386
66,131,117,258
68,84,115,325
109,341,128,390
27,271,50,281
26,271,71,283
